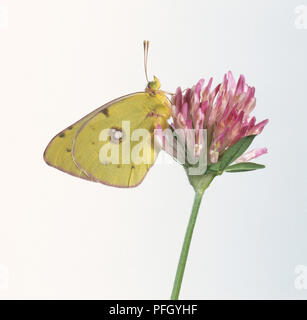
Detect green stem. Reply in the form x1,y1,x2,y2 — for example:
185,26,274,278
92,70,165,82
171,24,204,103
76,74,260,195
171,172,215,300
170,190,204,300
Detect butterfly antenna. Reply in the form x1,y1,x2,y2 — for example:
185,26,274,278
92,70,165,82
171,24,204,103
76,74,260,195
143,41,175,97
143,40,149,83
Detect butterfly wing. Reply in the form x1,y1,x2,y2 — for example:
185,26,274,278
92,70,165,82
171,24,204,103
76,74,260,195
72,92,170,187
44,92,170,187
43,93,143,181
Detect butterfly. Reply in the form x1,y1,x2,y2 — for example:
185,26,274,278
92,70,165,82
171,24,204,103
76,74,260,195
44,41,171,187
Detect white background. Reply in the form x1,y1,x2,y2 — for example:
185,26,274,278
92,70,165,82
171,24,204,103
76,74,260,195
0,0,307,299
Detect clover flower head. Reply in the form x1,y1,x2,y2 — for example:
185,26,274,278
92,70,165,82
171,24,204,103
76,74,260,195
170,71,269,164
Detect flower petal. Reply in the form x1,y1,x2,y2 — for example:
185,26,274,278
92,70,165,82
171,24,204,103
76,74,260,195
234,147,268,163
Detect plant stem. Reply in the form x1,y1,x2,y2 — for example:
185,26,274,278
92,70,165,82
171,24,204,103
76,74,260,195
170,172,215,300
170,190,204,300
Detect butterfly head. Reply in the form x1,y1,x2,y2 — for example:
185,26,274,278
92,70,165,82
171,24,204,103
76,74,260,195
147,76,161,90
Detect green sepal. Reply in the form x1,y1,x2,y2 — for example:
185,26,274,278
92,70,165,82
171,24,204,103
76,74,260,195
219,135,256,171
225,162,265,172
206,162,221,174
206,135,258,175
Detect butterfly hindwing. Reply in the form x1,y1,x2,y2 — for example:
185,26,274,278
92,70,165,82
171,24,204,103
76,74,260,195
44,114,93,181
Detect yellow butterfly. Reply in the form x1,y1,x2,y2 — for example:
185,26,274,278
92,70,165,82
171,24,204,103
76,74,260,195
44,41,171,187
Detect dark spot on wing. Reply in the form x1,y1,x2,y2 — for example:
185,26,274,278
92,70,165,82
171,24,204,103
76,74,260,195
131,166,135,169
66,148,71,152
59,133,65,138
68,126,73,130
100,109,109,117
91,142,95,145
